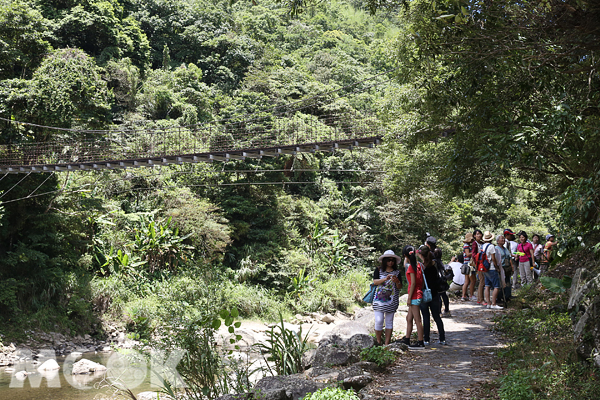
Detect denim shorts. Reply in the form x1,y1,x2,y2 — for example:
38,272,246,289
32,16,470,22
484,270,501,289
411,299,422,306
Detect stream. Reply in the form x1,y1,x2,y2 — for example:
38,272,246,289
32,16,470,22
0,351,156,400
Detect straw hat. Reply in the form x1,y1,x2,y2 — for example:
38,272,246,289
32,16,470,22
463,232,474,243
483,231,494,242
378,250,402,263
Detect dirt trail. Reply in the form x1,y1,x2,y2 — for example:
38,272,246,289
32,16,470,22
366,300,504,399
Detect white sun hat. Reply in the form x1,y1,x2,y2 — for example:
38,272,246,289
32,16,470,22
378,250,402,263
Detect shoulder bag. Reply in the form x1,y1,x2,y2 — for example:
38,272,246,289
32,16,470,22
420,263,433,303
362,283,377,304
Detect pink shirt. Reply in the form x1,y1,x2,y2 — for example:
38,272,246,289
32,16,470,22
517,242,533,263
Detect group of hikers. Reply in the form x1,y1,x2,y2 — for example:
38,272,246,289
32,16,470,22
370,230,557,347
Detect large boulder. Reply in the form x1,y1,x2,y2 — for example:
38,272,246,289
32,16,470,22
72,359,107,374
310,331,374,369
568,268,600,367
253,375,324,400
342,374,372,390
302,348,316,370
346,333,375,350
304,366,335,378
312,345,351,367
37,359,60,372
352,308,375,333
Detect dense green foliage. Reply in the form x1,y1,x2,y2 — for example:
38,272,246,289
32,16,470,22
1,0,599,394
0,0,408,336
359,345,396,367
494,281,600,399
301,387,359,400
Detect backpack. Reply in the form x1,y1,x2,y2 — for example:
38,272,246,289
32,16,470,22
433,257,450,292
474,243,492,272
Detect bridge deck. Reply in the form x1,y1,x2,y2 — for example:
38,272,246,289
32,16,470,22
0,137,381,174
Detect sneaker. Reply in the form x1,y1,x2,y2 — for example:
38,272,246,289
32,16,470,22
441,311,452,318
397,337,411,345
470,296,477,301
409,341,425,348
491,305,504,310
438,340,447,345
487,304,491,309
423,341,430,346
482,302,488,306
461,297,469,301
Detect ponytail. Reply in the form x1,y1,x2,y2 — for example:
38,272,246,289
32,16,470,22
402,245,417,271
418,245,435,268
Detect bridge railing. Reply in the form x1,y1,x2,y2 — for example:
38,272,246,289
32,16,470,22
0,112,383,167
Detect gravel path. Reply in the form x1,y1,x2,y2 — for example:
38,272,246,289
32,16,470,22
366,300,504,399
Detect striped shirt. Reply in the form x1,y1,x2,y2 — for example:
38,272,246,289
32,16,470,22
373,269,400,313
463,243,471,263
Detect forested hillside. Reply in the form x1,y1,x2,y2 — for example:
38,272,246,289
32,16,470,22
0,0,599,396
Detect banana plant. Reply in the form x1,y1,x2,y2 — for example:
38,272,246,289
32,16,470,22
288,268,315,297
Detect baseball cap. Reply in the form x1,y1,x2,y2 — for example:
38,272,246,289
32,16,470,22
546,234,555,241
504,229,515,236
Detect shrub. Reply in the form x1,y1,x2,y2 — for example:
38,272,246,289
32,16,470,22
154,279,249,400
221,281,289,321
359,346,396,368
294,269,369,313
302,387,359,400
256,313,311,376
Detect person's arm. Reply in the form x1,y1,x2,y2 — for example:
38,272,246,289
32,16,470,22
373,275,391,285
407,272,416,305
464,247,471,258
495,247,502,268
489,248,498,268
529,244,535,264
391,272,402,289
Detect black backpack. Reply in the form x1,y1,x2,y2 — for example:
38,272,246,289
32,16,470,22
434,257,450,292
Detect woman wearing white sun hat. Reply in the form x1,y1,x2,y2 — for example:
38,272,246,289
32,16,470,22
372,250,403,345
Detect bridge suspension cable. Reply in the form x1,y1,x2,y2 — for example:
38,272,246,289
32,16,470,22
0,66,395,173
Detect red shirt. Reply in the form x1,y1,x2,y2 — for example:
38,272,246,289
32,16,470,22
406,262,424,300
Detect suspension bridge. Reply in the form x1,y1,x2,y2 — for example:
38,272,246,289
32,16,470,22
0,112,383,174
0,68,398,174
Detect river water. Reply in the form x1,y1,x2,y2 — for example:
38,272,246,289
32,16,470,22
0,352,156,400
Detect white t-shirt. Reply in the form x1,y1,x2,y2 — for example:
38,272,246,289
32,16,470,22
507,240,518,260
483,242,496,271
533,243,543,260
449,261,465,285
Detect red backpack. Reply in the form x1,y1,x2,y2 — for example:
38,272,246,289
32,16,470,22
473,243,492,272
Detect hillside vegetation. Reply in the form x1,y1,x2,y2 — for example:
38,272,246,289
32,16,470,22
1,0,599,398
